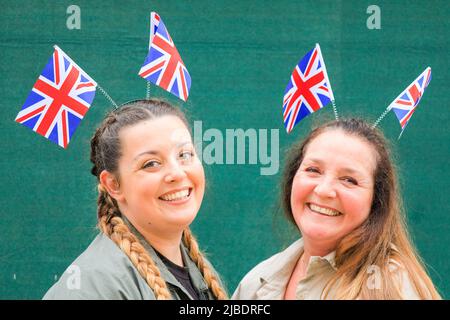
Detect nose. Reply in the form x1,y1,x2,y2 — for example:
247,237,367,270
313,177,337,198
164,159,187,183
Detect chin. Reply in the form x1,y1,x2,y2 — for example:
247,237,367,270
298,222,340,243
168,211,198,228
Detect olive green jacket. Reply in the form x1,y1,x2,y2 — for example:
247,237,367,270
43,220,221,300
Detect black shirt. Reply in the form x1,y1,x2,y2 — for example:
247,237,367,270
155,249,200,300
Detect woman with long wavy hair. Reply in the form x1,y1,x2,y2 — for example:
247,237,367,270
233,118,440,300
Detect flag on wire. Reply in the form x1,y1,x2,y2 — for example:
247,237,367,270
283,44,334,133
388,67,432,136
138,12,191,102
15,46,97,149
148,11,160,48
283,43,335,133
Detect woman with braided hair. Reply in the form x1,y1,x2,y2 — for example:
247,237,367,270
44,99,227,300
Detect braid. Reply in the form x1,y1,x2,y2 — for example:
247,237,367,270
97,185,172,300
90,113,118,177
183,228,228,300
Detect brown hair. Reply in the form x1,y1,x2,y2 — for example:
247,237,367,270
90,99,227,300
282,118,440,299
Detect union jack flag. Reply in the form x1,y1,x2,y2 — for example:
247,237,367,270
15,45,97,149
138,12,191,102
283,44,335,133
388,67,432,132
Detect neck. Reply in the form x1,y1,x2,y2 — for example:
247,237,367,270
146,232,184,267
121,211,185,266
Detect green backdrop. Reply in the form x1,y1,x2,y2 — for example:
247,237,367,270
0,0,448,299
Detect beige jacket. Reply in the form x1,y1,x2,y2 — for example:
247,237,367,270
232,238,423,300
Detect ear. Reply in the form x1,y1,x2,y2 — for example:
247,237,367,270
99,170,124,202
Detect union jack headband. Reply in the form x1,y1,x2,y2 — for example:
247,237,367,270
372,67,432,139
281,44,431,139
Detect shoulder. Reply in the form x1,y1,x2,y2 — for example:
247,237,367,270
232,240,302,300
236,251,283,286
388,259,431,300
43,233,155,300
231,258,274,300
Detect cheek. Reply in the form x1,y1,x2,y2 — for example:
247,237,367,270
132,175,161,205
290,177,314,214
340,189,373,223
191,162,205,199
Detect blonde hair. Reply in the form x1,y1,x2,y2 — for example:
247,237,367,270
91,99,228,300
282,118,441,299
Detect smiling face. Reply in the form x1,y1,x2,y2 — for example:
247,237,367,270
290,129,377,252
110,115,205,237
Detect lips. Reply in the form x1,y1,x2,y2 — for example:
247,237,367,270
159,188,192,202
307,202,342,217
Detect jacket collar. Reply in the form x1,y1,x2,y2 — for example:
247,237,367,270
255,238,304,299
180,242,210,294
255,238,337,299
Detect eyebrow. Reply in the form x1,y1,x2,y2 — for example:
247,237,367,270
302,158,366,176
132,141,193,162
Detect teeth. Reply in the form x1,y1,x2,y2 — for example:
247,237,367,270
309,203,341,216
160,189,190,201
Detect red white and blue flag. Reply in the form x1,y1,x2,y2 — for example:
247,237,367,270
15,45,97,149
138,12,191,102
283,44,335,133
388,67,432,133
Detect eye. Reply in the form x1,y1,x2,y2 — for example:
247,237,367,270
305,167,320,174
179,150,194,161
143,160,161,169
342,176,358,185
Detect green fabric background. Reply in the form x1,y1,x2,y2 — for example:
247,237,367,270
0,0,448,299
